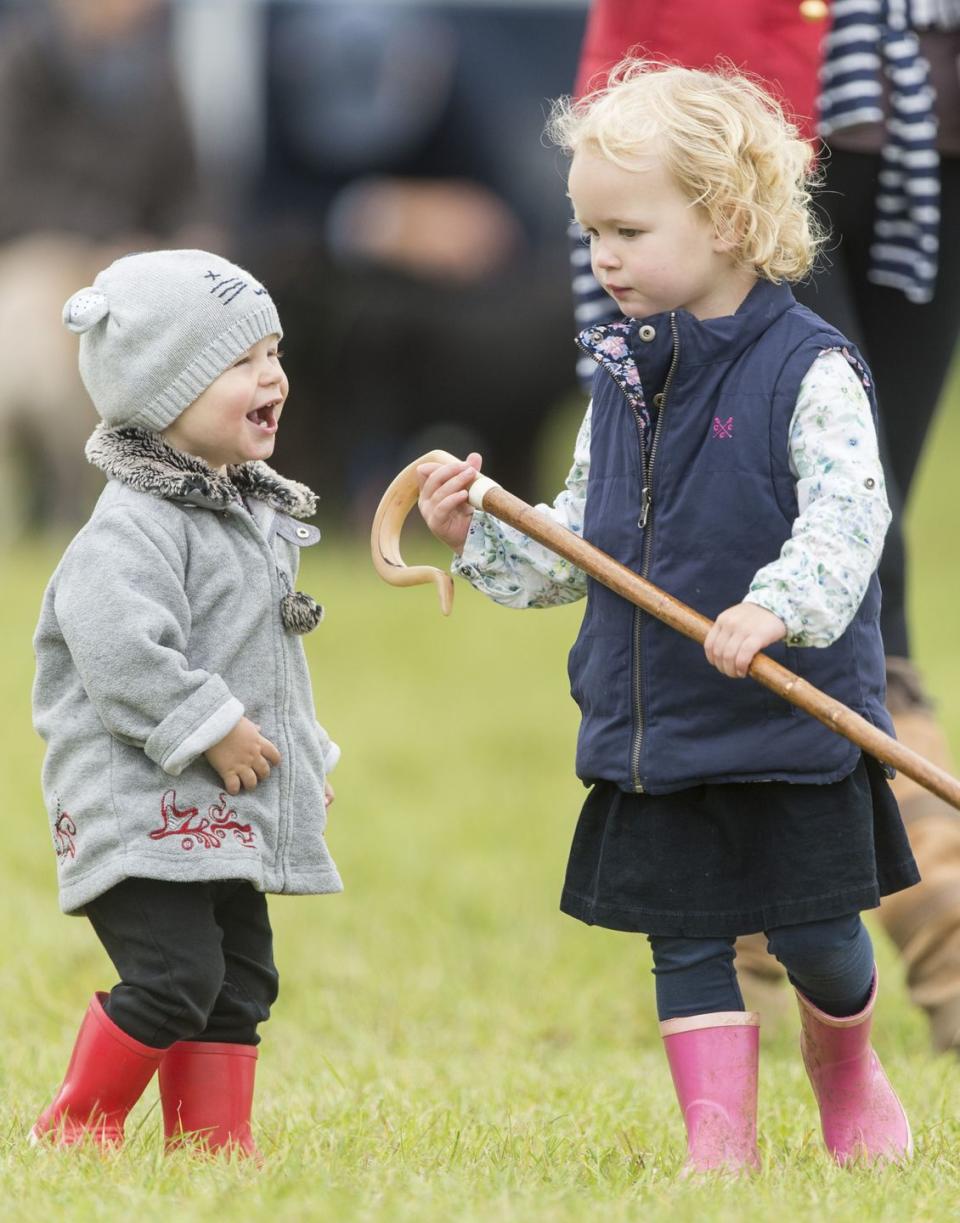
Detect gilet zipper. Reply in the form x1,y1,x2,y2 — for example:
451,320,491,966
631,313,680,792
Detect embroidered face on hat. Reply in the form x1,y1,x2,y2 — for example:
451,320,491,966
62,249,283,431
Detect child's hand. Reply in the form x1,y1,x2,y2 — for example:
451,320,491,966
204,717,282,795
324,779,335,810
416,452,483,554
704,603,786,678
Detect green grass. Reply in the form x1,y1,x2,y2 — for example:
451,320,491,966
2,377,960,1220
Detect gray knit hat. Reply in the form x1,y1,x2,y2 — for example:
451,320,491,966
63,249,283,431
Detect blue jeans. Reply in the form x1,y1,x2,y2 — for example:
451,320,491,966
648,913,875,1021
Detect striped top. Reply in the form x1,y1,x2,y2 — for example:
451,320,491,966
570,221,615,386
818,0,944,303
910,0,960,24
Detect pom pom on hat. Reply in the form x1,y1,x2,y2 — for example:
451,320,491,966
63,289,110,334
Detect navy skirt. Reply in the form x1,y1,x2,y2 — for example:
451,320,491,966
560,755,919,938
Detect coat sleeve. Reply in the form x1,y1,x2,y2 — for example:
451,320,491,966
53,510,244,775
315,721,341,772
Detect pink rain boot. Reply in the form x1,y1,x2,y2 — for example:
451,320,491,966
660,1011,761,1175
796,969,912,1165
32,992,164,1148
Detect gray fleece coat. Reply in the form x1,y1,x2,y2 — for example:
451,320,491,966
33,426,343,914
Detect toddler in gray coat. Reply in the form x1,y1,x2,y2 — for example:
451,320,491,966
31,249,342,1156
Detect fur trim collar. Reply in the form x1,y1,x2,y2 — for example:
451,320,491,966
85,424,318,518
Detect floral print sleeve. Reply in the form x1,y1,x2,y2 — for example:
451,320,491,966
451,406,591,608
744,349,891,647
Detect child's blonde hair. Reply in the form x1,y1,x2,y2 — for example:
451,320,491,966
547,58,823,282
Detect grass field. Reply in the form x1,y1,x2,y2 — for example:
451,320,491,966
2,385,960,1221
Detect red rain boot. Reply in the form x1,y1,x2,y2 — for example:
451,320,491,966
796,969,912,1165
32,992,164,1148
660,1011,761,1175
159,1041,261,1158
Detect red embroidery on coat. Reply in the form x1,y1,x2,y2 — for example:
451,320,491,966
53,801,77,860
149,789,256,851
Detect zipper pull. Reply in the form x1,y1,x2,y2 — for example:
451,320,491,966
638,486,652,529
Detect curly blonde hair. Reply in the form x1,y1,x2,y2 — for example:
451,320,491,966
547,58,824,283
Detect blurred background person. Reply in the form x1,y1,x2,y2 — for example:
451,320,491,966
568,0,960,1053
0,0,590,534
240,0,586,523
0,0,213,533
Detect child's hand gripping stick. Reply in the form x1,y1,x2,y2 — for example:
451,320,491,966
370,449,501,616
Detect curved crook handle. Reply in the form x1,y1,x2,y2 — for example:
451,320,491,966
370,449,464,615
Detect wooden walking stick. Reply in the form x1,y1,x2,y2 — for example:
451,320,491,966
371,450,960,811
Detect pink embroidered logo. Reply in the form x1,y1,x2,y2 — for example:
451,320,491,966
53,800,76,860
713,416,734,439
149,789,256,851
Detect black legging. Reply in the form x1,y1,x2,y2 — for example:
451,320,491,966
86,877,279,1048
794,149,960,659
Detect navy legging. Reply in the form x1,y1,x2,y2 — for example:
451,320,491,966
648,913,875,1021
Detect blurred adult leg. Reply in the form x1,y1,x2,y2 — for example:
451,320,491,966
796,149,960,1052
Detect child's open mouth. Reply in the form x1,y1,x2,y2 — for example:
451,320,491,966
246,402,280,434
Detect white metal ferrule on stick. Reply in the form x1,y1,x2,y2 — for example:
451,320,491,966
467,474,500,510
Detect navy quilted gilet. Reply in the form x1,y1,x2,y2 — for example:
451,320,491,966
570,278,893,794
